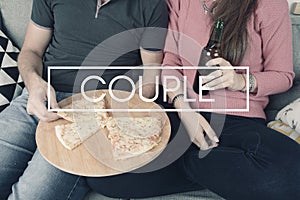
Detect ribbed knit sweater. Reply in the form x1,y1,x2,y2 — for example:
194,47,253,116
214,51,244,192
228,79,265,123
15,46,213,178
162,0,295,119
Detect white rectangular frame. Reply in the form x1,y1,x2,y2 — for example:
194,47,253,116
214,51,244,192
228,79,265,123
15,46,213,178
48,66,249,112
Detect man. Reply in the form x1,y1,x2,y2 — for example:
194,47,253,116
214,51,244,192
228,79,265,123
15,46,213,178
0,0,168,199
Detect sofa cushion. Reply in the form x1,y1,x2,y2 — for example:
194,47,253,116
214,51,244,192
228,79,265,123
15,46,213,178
291,16,300,78
275,97,300,133
84,190,224,200
268,120,300,144
0,0,33,49
267,96,300,144
0,29,24,112
265,80,300,121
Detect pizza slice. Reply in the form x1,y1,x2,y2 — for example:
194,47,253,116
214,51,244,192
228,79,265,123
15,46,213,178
55,118,100,150
112,117,163,138
104,117,162,160
55,123,82,150
57,98,108,126
57,112,74,122
111,133,161,160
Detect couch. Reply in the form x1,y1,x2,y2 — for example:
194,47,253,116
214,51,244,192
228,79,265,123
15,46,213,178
1,0,299,200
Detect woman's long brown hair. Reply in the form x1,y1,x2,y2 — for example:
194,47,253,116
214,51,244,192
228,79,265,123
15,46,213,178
211,0,258,65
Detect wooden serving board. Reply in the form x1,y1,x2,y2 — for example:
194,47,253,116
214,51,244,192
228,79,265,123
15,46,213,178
36,90,171,177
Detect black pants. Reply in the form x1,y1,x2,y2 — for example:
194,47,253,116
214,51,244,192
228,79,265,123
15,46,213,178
87,112,300,200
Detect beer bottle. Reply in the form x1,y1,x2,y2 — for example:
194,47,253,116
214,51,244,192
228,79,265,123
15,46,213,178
193,19,224,95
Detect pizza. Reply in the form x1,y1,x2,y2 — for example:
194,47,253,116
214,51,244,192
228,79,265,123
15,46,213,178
111,117,163,138
55,98,108,150
55,96,163,160
57,98,108,124
104,117,162,160
55,119,100,150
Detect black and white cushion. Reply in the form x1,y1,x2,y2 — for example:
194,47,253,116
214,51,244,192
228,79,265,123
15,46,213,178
0,30,24,112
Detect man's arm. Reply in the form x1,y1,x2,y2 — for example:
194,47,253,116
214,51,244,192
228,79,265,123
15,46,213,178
19,21,51,88
18,21,59,122
137,48,163,98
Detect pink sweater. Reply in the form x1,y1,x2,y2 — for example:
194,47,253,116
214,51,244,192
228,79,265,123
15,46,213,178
162,0,295,119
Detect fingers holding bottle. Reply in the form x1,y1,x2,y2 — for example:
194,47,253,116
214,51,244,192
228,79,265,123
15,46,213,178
202,58,246,91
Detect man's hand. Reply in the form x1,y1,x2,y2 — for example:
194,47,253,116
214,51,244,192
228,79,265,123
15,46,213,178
26,77,60,122
180,111,219,150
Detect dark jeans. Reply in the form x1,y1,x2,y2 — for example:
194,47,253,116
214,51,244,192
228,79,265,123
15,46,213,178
87,111,300,200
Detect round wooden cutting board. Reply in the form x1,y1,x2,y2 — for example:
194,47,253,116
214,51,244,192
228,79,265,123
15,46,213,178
36,90,171,177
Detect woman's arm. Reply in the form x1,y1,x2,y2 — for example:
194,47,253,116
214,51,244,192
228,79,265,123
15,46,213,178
162,0,219,150
190,0,294,96
252,0,294,97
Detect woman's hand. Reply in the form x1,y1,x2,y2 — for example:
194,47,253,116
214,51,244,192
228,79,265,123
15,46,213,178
180,111,219,150
202,57,246,91
171,91,219,150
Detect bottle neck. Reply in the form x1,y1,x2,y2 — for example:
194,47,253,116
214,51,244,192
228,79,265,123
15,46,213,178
206,19,224,49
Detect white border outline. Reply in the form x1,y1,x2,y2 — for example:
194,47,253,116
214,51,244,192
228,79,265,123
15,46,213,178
47,68,51,111
47,66,249,112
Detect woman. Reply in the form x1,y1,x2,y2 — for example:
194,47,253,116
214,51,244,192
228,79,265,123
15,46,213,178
162,0,300,199
88,0,300,199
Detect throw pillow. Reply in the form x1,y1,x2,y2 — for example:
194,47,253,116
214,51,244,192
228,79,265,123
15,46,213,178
0,30,24,112
268,120,300,144
276,98,300,133
267,97,300,144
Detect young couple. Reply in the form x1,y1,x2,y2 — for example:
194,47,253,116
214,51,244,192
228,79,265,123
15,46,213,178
0,0,299,200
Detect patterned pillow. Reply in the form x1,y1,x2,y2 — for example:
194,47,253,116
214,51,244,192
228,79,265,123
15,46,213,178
275,98,300,133
268,120,300,144
0,30,24,112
